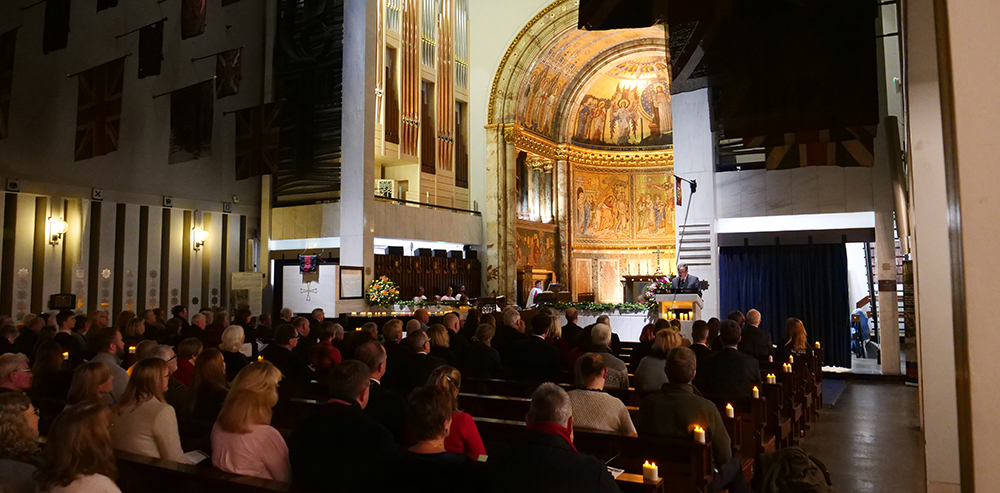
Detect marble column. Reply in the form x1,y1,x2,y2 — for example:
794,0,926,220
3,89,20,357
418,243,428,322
502,127,518,302
554,152,570,287
339,0,377,312
485,125,503,297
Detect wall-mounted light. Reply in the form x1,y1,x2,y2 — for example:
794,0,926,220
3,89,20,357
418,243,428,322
48,218,68,245
193,227,208,251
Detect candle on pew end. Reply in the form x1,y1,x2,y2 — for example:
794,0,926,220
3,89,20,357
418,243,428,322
768,355,773,363
129,346,136,354
642,461,658,482
789,355,794,364
62,352,69,361
351,312,357,316
752,386,759,398
693,425,706,444
815,341,821,349
257,355,263,362
726,403,735,418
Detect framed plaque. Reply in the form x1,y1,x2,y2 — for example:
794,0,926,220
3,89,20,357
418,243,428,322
340,267,364,300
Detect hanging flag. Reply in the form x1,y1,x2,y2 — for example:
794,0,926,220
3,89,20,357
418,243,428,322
216,48,242,98
138,21,164,79
0,29,16,140
169,80,214,164
96,0,119,12
43,0,72,54
675,176,682,207
235,102,281,180
75,58,125,161
182,0,207,40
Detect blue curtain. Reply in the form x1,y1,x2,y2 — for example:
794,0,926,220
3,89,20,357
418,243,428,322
719,244,851,368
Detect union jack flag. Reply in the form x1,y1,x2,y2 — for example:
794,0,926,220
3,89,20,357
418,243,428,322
234,102,281,180
75,58,125,161
216,48,242,99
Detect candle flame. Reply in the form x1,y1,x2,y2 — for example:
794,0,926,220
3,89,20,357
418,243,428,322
753,386,758,392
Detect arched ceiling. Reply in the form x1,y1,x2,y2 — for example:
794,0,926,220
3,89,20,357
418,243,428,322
513,25,670,147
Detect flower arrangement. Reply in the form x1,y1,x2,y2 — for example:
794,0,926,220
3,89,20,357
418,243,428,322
643,276,676,300
366,276,400,306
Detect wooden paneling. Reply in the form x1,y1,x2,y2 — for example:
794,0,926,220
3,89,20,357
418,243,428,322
373,254,480,300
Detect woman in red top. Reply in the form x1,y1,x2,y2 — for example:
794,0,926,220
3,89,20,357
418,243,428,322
310,322,343,371
425,366,486,460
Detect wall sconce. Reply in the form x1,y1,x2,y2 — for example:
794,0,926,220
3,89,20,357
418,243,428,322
48,218,68,245
192,227,208,251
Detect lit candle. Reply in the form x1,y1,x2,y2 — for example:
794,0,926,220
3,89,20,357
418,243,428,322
62,351,69,361
351,312,357,316
815,341,821,349
726,403,734,419
768,355,773,363
642,461,658,482
693,425,706,444
752,386,759,399
129,346,136,354
257,355,263,362
789,355,794,364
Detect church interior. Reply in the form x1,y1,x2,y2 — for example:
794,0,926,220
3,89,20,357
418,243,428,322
0,0,996,491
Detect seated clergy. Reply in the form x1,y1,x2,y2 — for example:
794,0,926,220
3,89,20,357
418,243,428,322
638,347,747,493
289,360,400,492
698,320,761,400
567,353,636,435
488,383,622,493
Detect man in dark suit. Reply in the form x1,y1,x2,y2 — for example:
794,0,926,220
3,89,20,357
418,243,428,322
289,360,401,492
261,324,314,396
492,308,527,354
670,263,701,294
356,341,406,443
638,347,748,493
690,319,714,371
395,329,447,397
443,313,470,359
561,308,583,350
291,317,317,361
737,309,773,360
489,383,622,493
506,313,562,381
699,320,761,400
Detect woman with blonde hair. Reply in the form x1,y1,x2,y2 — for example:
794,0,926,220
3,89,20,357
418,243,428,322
121,317,145,347
37,400,120,493
110,358,186,462
219,326,249,381
425,366,485,459
211,360,290,481
427,324,456,365
633,329,684,392
67,362,114,405
0,391,40,493
776,317,810,361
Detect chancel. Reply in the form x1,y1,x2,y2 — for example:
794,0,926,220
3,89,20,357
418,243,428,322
0,0,995,491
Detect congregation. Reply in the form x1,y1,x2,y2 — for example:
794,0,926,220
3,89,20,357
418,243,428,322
0,304,820,493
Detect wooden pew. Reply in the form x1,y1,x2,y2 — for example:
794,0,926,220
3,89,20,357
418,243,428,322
459,392,641,424
115,450,289,493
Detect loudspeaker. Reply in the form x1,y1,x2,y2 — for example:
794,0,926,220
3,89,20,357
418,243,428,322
578,0,665,30
448,250,464,259
386,246,404,256
48,293,77,310
433,249,448,258
414,248,432,257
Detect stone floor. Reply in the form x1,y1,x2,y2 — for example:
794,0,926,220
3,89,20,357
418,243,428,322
798,381,926,492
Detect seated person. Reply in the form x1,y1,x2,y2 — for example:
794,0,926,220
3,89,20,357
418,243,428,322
37,401,121,493
309,322,343,373
219,326,250,381
427,324,457,365
634,329,683,392
488,383,622,493
260,324,313,395
212,361,291,482
439,286,457,301
638,347,747,493
567,353,635,435
412,286,428,302
505,313,562,382
110,358,186,463
775,317,812,362
460,324,502,378
289,360,400,492
573,324,628,390
173,338,203,387
426,366,486,459
401,386,476,493
67,362,114,405
0,353,32,395
0,391,40,493
395,330,447,397
697,320,761,399
147,345,191,416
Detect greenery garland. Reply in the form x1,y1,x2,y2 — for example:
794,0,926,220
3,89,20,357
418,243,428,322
538,301,653,313
394,300,474,308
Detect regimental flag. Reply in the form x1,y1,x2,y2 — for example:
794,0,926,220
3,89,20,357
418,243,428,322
169,80,214,164
0,29,17,140
74,58,125,161
138,21,164,79
96,0,119,12
43,0,71,54
181,0,207,40
745,126,878,170
215,48,241,99
675,176,682,207
235,102,281,180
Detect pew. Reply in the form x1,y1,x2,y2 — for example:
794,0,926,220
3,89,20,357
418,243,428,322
115,450,289,493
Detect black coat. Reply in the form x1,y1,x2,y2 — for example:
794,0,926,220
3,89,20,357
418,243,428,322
364,379,407,444
289,401,400,493
396,352,447,397
505,336,561,382
260,345,313,395
738,325,774,360
698,348,762,400
488,429,622,493
561,322,583,351
492,324,527,354
461,341,503,378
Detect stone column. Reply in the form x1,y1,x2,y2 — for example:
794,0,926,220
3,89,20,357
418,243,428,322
554,147,570,287
339,0,377,312
260,175,273,312
484,125,503,296
502,127,518,302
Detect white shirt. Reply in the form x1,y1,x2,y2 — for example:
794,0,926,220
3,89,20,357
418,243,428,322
527,287,544,307
412,295,427,302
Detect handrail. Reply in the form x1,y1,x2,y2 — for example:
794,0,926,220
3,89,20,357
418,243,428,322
374,195,481,216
